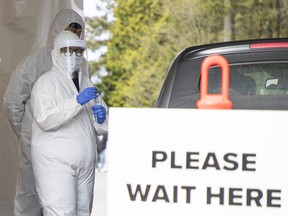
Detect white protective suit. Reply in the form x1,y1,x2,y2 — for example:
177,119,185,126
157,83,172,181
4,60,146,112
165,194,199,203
30,31,108,216
3,9,85,216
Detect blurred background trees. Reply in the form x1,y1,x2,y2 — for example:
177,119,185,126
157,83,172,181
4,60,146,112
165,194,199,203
85,0,288,107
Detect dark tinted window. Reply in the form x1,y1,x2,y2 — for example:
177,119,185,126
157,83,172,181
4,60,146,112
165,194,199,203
208,63,288,96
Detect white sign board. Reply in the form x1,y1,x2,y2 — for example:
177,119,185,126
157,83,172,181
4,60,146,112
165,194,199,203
107,108,288,216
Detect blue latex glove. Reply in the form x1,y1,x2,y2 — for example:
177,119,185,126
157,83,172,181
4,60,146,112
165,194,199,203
92,105,106,124
77,87,98,105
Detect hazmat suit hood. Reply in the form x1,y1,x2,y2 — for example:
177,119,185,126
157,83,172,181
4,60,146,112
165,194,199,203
52,30,86,78
47,9,85,48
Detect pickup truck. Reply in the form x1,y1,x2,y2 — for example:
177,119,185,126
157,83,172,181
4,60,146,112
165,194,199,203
155,38,288,110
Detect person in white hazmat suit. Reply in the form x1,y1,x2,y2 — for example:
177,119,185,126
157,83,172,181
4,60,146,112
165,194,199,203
3,9,86,216
30,30,108,216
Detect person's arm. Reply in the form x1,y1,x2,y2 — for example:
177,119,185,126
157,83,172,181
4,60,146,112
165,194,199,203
31,77,82,131
3,48,52,138
3,64,31,138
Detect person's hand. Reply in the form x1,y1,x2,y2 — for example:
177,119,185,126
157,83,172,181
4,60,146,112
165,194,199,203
77,87,98,105
92,105,106,124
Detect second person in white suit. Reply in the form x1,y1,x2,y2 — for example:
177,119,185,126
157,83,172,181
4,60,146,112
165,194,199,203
3,9,87,216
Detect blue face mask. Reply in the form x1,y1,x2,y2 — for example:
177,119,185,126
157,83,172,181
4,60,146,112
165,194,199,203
61,53,82,74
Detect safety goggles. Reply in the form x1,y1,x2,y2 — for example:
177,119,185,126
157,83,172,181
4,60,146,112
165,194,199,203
60,47,85,57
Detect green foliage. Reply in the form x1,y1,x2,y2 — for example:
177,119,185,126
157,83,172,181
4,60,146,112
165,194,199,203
86,0,288,108
84,0,114,95
234,0,288,39
102,0,166,107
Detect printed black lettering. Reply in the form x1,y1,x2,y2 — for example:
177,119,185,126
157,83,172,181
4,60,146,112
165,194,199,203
181,186,196,203
171,151,182,169
242,154,256,171
152,185,169,202
152,151,257,171
223,153,238,171
247,188,262,206
127,184,151,201
202,153,220,170
186,152,199,169
152,151,167,168
229,188,242,206
173,186,178,203
267,190,281,208
207,187,224,205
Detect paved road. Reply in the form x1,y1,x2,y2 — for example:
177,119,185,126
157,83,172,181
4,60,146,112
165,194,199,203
91,172,107,216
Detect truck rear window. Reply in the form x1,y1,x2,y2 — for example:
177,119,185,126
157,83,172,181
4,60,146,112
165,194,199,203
208,63,288,96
